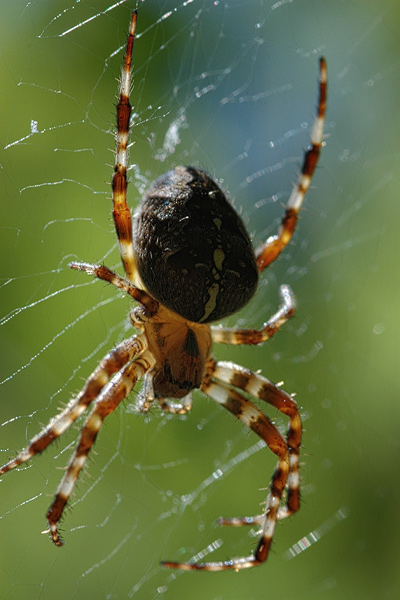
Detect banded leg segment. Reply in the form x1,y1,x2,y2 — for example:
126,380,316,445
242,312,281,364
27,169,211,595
256,58,327,272
162,377,291,571
215,362,301,523
46,350,155,546
112,10,137,281
0,335,146,476
211,284,295,346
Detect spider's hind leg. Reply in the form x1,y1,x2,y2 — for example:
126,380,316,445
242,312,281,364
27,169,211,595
162,361,300,571
0,335,147,477
46,350,155,546
213,362,302,526
163,379,288,571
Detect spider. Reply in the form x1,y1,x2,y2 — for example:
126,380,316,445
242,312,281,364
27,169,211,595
0,11,327,571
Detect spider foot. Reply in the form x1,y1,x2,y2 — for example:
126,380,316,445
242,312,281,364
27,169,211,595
69,261,121,285
217,503,293,528
161,554,260,572
217,514,264,527
41,523,64,547
162,524,273,571
69,260,96,274
46,497,66,546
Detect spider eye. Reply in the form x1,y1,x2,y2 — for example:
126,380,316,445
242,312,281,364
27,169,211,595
133,166,259,323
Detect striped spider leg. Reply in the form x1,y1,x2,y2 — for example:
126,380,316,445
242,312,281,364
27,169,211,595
162,361,301,572
256,57,327,271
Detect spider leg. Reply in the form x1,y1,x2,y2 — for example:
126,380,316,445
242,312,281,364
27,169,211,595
112,10,137,281
162,361,300,572
256,58,327,272
69,262,158,316
0,335,146,476
213,362,301,525
211,284,295,345
46,350,155,546
162,383,287,571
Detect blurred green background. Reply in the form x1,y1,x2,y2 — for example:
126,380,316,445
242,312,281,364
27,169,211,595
0,0,399,599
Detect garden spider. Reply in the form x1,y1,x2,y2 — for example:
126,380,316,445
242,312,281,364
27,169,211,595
0,11,327,571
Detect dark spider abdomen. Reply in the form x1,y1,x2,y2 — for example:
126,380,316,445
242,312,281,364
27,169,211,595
133,166,259,323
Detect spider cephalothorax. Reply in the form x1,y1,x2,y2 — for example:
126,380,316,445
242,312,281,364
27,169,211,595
131,300,212,399
0,11,326,571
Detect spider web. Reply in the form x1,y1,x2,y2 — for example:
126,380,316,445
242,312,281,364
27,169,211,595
1,1,399,599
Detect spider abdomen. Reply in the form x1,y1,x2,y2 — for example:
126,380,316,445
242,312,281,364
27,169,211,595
133,166,258,323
